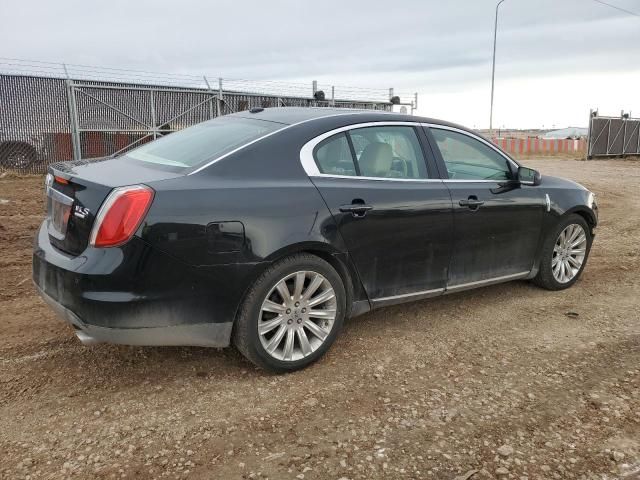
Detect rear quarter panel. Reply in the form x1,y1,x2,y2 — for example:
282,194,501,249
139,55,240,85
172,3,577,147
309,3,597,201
139,124,368,318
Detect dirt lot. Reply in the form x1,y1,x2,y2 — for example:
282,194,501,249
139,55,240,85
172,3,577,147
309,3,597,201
1,159,639,480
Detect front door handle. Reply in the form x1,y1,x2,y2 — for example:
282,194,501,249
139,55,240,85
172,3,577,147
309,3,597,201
459,196,485,210
339,203,373,218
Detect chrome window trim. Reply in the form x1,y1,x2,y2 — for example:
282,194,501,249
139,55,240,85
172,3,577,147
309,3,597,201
189,111,374,175
299,121,443,183
423,123,521,180
299,120,521,184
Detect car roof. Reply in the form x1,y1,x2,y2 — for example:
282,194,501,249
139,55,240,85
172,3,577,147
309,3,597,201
229,107,467,131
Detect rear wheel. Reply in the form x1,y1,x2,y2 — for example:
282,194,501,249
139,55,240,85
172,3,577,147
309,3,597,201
533,214,592,290
233,253,346,372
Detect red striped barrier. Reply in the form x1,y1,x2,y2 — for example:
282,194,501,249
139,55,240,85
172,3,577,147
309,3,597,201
491,137,586,155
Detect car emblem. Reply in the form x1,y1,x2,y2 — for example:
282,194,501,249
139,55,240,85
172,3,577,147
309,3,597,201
73,205,90,219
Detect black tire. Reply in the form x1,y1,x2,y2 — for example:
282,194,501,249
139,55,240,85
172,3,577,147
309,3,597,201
0,142,38,171
233,253,346,373
533,213,593,291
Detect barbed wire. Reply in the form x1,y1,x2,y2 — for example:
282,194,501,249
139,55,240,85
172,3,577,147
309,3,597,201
0,57,416,105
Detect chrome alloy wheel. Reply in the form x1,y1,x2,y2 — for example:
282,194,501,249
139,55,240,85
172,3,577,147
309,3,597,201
258,271,337,361
552,223,587,283
258,270,337,362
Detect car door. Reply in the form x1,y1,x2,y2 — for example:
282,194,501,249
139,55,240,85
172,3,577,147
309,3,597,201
300,122,453,305
424,125,545,289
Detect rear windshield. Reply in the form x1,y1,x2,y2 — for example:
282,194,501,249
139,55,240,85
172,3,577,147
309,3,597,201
124,117,283,169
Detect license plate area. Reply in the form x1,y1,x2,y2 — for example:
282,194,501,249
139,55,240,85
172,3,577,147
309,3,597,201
47,187,74,240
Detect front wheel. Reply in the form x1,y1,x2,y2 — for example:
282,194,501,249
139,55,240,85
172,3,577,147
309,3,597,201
533,214,593,290
233,253,346,372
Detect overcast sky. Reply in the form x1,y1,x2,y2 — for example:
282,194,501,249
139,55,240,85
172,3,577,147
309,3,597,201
1,0,639,128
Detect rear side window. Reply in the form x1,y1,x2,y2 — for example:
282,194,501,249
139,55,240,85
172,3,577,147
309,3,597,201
125,117,282,169
314,133,357,176
312,125,429,180
349,126,428,179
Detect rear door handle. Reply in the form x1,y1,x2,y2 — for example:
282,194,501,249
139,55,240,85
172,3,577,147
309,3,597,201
459,197,485,209
339,203,373,217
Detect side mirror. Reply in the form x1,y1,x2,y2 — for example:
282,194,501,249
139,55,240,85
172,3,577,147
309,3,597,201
517,166,541,186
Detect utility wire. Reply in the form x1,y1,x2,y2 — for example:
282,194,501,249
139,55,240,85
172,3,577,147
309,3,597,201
592,0,640,17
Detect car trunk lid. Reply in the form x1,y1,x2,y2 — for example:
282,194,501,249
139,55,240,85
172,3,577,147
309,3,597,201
46,157,183,255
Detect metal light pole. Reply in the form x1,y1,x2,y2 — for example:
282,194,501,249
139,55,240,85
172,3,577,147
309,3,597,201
489,0,506,136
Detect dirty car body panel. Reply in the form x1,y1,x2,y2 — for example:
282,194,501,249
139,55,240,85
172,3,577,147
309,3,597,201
33,108,598,348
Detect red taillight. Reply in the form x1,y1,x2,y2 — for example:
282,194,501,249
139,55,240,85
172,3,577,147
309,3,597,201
89,185,154,248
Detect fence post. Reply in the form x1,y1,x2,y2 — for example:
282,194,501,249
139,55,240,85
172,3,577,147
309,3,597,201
586,109,593,159
63,63,82,161
149,90,157,139
331,86,335,106
217,78,224,116
203,76,215,119
622,112,628,154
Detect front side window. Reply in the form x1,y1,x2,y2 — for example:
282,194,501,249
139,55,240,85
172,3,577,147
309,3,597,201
125,117,281,169
431,128,512,180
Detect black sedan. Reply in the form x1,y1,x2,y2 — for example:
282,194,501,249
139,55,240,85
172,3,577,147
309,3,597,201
33,108,598,372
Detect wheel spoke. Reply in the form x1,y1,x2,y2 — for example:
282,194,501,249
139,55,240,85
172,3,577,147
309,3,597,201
559,229,567,246
567,224,580,244
560,225,570,246
262,300,286,314
275,280,291,303
567,256,581,268
559,261,566,282
570,248,586,255
565,259,574,278
571,233,586,248
308,308,336,319
283,329,295,360
297,327,312,356
266,324,287,353
258,315,284,335
552,255,560,267
304,319,328,341
307,288,335,308
292,272,306,301
302,274,323,301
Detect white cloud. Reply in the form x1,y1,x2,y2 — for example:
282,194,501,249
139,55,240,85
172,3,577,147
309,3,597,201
1,0,638,128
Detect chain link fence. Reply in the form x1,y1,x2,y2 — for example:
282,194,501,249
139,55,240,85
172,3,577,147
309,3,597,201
587,110,640,158
1,59,416,174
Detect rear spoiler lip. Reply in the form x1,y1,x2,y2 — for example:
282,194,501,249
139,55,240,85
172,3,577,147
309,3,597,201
48,156,113,181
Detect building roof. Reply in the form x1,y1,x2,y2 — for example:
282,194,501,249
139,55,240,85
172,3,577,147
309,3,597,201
543,127,588,139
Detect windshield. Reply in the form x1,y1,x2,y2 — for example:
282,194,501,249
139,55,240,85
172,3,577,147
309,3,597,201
124,117,283,169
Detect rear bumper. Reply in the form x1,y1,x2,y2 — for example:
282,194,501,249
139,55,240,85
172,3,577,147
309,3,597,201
35,283,232,347
32,221,257,347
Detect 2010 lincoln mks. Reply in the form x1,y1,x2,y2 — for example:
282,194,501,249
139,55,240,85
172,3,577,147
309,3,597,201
33,107,597,371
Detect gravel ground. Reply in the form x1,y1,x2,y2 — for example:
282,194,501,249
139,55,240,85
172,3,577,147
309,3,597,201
1,158,639,480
